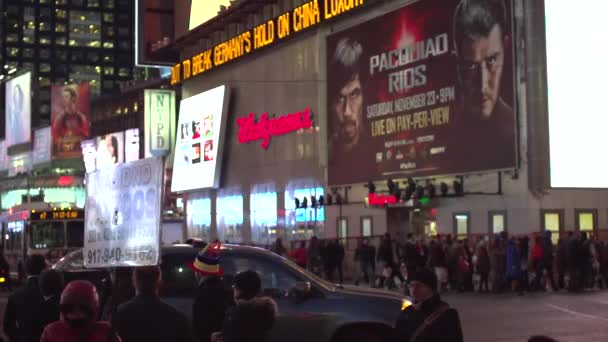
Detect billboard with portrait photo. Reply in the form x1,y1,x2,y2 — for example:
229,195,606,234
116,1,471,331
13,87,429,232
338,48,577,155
5,72,32,147
327,0,516,185
51,83,91,159
96,132,124,169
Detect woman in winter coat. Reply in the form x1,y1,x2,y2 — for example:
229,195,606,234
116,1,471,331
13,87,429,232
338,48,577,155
506,238,523,295
213,270,277,342
41,280,121,342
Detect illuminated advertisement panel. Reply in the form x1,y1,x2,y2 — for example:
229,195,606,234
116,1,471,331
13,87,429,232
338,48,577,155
51,83,91,159
5,72,32,147
96,132,125,169
546,1,608,187
327,0,516,185
171,85,230,192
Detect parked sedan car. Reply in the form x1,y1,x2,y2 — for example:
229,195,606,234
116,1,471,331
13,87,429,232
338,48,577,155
53,244,411,342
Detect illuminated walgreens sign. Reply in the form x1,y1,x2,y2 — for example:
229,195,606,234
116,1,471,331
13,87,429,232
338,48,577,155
172,0,366,85
237,107,313,149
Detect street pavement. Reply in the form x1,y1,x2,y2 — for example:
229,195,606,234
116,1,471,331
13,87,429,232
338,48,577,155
445,290,608,342
0,290,607,341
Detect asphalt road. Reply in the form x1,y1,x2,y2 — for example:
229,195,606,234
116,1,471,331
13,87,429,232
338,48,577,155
0,290,607,341
445,290,608,342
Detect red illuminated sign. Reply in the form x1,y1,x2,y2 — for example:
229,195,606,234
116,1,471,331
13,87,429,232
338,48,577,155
237,107,313,149
368,193,398,206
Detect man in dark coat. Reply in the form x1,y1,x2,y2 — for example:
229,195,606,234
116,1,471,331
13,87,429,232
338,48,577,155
37,269,64,330
395,268,463,342
191,243,233,342
112,266,194,342
3,254,47,342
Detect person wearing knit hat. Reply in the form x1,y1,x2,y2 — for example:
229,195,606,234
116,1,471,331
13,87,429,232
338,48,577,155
191,243,234,342
395,268,463,342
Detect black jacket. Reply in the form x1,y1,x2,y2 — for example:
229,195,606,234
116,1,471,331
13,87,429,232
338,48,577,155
192,276,233,342
221,297,277,342
112,293,194,342
37,295,61,331
395,295,463,342
3,276,46,342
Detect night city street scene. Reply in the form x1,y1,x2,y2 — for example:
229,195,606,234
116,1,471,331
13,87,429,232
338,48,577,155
0,0,606,341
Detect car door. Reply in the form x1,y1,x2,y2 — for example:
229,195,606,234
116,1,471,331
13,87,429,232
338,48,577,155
221,254,335,342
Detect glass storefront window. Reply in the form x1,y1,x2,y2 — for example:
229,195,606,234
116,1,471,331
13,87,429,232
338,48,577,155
577,211,596,233
542,211,562,244
250,189,277,245
217,194,244,243
284,185,324,240
31,222,65,249
187,197,211,240
453,213,469,239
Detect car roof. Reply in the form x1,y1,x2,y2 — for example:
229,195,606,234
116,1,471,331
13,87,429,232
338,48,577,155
163,243,278,258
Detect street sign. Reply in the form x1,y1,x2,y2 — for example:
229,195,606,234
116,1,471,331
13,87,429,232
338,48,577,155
84,157,164,268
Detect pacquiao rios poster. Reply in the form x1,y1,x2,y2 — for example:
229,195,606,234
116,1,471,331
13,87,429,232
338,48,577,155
51,83,91,159
327,0,516,185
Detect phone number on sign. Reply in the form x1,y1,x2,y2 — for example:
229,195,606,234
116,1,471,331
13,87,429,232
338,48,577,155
87,245,156,265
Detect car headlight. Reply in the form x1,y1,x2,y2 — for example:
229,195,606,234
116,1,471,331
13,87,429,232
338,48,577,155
401,299,412,311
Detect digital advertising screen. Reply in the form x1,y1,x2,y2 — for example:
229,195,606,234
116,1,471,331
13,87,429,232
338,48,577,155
33,127,52,165
327,0,516,185
81,139,97,173
171,85,230,192
96,131,124,169
125,128,140,162
51,83,91,159
546,1,608,188
188,0,232,30
5,72,32,147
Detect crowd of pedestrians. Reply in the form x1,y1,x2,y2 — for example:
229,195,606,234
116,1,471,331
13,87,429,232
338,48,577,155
2,242,277,342
280,230,608,296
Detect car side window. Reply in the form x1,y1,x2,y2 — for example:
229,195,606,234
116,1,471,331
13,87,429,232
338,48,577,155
221,255,299,298
160,253,198,297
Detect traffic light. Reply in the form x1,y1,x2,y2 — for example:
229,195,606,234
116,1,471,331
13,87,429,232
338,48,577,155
367,180,376,194
440,182,449,196
453,180,464,196
426,181,436,198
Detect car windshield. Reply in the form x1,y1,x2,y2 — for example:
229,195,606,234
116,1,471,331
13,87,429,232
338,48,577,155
277,253,335,289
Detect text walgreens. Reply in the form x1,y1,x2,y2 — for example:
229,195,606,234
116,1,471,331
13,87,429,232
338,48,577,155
237,107,313,149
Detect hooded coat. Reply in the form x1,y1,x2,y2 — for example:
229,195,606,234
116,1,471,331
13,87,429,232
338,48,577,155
221,296,278,342
40,280,120,342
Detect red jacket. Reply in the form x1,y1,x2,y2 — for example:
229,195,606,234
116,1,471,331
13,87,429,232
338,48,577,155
290,247,308,267
41,321,120,342
531,244,544,261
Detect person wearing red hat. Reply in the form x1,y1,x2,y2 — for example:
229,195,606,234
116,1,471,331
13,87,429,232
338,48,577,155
191,243,234,342
40,280,121,342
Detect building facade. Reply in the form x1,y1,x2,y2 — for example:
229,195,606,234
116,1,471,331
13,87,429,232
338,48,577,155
169,0,608,245
0,0,134,130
